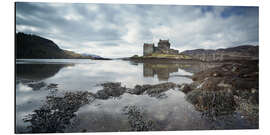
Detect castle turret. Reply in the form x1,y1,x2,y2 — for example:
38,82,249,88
143,43,154,56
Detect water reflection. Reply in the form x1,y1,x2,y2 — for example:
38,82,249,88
16,64,73,81
18,81,210,133
141,61,222,81
69,89,208,132
16,60,193,92
15,59,237,133
143,63,179,81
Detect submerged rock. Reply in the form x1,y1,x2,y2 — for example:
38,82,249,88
178,83,192,93
25,82,59,91
95,82,127,99
128,82,176,97
47,83,58,89
93,82,176,100
27,82,46,91
145,82,176,96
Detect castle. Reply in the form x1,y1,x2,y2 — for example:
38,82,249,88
143,39,179,56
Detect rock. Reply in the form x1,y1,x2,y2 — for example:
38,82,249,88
186,90,236,118
212,73,219,77
235,96,259,126
231,65,238,72
251,88,257,94
130,85,151,95
191,60,258,91
47,83,58,89
217,82,232,88
145,82,176,96
93,82,177,100
179,83,191,93
28,82,46,90
100,82,121,89
183,60,258,127
95,82,126,99
128,82,176,97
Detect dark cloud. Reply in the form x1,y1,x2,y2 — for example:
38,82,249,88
16,2,258,58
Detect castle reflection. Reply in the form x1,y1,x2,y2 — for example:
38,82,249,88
142,61,222,81
143,63,180,81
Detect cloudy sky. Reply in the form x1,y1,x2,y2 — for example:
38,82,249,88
16,2,258,58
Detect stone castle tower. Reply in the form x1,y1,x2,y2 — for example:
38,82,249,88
143,39,179,56
158,40,170,51
143,43,154,56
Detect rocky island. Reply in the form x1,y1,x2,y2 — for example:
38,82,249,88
127,39,258,62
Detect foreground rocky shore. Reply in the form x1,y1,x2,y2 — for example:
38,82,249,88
179,60,259,126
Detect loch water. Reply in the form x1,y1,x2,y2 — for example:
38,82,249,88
15,59,256,133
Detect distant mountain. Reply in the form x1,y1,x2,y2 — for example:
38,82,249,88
81,53,103,59
15,32,110,60
180,45,258,61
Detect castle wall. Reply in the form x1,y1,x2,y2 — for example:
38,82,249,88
153,47,162,53
169,49,179,55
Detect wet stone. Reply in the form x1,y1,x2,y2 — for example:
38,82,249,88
179,83,191,93
94,82,176,100
47,83,58,89
95,82,127,99
27,82,46,91
128,82,176,97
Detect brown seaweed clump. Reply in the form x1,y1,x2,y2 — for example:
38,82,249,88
122,105,154,131
23,91,94,133
186,90,236,120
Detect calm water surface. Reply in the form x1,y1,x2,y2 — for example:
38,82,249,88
15,59,252,133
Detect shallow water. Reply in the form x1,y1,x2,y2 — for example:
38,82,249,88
68,90,211,132
15,59,255,133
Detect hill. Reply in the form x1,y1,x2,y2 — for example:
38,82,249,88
180,45,258,61
15,32,110,60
